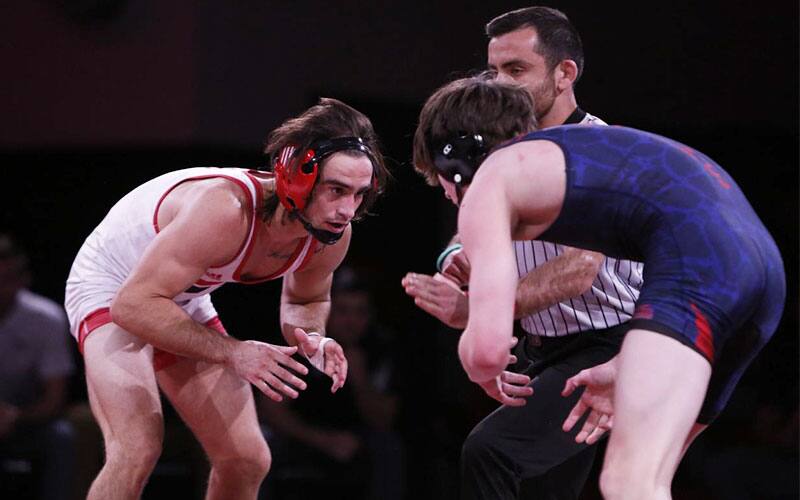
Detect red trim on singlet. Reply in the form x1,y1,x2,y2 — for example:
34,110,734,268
153,317,227,371
296,238,319,272
76,306,228,371
690,303,715,361
152,173,254,268
77,307,112,354
195,278,223,286
204,317,226,333
633,303,654,320
232,172,267,281
703,162,732,190
226,172,268,281
244,170,266,212
234,170,316,282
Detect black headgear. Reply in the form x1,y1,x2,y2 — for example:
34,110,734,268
432,133,489,204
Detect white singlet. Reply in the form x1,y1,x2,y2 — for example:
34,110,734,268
65,167,316,346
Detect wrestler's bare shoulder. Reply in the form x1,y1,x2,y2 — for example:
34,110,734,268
157,177,250,230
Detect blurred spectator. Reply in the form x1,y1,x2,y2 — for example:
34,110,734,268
258,266,404,500
0,233,76,500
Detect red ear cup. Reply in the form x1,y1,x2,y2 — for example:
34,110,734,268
274,145,319,211
274,137,379,214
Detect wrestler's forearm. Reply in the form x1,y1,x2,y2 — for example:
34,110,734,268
460,271,515,379
459,202,517,383
279,300,330,345
110,295,238,364
514,247,604,318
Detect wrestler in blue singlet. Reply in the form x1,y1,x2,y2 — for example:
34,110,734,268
498,125,786,423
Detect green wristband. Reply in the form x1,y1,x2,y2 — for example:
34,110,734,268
436,244,463,273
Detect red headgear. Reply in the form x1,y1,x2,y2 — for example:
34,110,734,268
273,137,376,212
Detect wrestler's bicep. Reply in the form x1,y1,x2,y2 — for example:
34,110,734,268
123,187,248,300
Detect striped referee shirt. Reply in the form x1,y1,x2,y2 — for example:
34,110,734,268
514,109,644,336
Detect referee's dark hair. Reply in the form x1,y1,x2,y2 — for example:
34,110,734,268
486,6,584,82
413,75,537,186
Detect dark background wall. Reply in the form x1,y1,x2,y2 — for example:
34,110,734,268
1,0,797,498
2,1,795,146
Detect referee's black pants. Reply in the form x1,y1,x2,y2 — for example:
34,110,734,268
460,323,627,500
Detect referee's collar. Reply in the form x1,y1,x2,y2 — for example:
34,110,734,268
564,107,587,125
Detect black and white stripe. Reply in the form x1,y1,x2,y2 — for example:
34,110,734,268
515,111,645,337
514,240,644,336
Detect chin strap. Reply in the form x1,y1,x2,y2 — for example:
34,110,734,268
295,212,345,245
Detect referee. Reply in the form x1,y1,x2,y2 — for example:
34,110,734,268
403,7,643,499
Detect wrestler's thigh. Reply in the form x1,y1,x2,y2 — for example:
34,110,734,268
606,329,711,476
156,357,267,459
83,323,164,446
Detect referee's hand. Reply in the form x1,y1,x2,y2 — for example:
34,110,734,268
401,272,468,329
441,250,470,288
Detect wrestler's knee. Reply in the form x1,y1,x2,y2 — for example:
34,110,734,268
105,427,163,479
599,465,626,500
599,461,668,500
211,434,271,484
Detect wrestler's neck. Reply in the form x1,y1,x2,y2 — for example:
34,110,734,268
256,176,310,245
539,89,578,129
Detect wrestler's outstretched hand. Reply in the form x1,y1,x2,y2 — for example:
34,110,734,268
561,356,618,444
479,370,533,407
230,340,308,402
294,328,348,393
